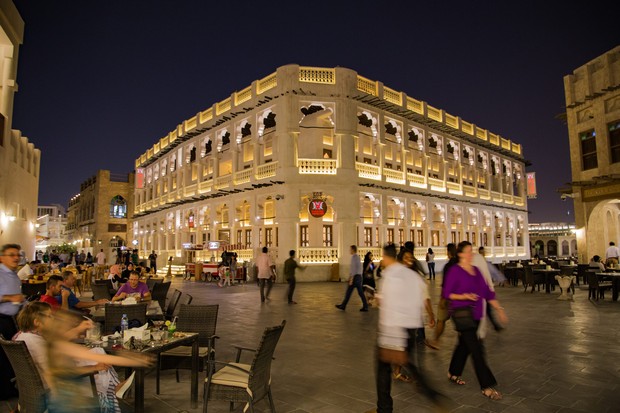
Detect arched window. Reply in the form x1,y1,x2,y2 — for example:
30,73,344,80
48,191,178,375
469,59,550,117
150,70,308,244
110,195,127,218
561,240,569,256
547,240,558,256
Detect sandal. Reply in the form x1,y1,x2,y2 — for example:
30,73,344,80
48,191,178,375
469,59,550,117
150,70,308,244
392,372,412,383
481,388,502,400
448,374,466,385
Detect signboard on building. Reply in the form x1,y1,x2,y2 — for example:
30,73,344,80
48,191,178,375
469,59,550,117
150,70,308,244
526,172,537,199
108,224,127,233
309,193,327,218
135,168,145,189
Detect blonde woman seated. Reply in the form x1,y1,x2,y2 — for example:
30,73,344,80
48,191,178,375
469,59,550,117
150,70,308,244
13,302,152,413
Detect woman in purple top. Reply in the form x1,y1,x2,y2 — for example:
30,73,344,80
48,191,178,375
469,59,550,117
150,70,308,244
442,241,508,401
112,272,151,302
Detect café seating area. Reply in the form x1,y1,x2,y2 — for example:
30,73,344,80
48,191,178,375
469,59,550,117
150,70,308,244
9,261,288,413
500,257,620,303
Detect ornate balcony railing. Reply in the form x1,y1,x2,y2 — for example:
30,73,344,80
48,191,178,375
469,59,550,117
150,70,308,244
299,67,335,84
183,183,197,197
256,161,278,180
383,168,405,184
298,159,337,175
478,188,490,200
298,247,339,264
407,173,426,187
257,72,277,94
446,181,461,192
464,186,477,197
428,177,445,191
234,169,252,185
215,175,231,189
355,162,381,180
199,179,213,193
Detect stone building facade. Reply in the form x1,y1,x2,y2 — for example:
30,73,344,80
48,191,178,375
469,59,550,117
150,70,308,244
528,222,577,258
0,0,40,259
132,65,529,280
563,46,620,262
66,170,134,264
36,204,67,251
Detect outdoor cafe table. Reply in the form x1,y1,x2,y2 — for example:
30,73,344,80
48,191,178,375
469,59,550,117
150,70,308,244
97,331,199,413
90,300,164,323
533,268,561,293
595,272,620,301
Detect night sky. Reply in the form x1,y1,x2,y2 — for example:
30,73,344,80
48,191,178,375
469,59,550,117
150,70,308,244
10,1,619,223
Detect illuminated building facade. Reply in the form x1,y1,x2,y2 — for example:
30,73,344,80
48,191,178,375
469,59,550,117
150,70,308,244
36,204,68,250
66,170,134,263
528,222,577,258
562,46,620,262
0,0,40,258
133,65,529,280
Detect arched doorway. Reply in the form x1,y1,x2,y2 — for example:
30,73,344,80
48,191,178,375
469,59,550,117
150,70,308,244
534,240,545,256
547,240,558,257
561,240,569,256
586,200,620,263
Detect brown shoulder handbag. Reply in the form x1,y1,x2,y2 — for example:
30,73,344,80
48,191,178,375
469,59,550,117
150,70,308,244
378,346,408,365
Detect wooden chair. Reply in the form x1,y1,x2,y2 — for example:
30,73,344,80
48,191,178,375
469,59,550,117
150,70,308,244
164,289,182,320
203,320,286,413
0,335,47,413
151,281,171,311
103,303,147,335
157,304,219,394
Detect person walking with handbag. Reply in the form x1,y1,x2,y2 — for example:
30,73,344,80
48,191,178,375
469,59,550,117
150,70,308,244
370,243,446,413
443,241,508,401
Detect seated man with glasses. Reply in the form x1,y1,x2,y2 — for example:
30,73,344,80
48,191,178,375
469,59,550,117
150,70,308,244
112,272,151,302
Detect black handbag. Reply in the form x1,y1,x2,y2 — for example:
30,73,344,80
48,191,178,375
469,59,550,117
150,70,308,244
451,306,476,332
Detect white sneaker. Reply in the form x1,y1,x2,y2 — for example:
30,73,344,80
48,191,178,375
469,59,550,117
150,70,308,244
115,371,135,399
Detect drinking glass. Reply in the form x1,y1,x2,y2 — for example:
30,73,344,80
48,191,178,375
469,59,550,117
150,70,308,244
87,323,101,346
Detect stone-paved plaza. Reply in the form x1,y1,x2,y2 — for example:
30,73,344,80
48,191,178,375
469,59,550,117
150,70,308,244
9,275,620,413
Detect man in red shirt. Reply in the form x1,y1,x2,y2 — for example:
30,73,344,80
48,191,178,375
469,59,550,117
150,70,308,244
39,275,69,310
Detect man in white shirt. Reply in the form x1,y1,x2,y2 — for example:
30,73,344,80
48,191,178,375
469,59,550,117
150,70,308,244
256,247,275,302
605,242,620,267
372,243,444,413
95,248,107,278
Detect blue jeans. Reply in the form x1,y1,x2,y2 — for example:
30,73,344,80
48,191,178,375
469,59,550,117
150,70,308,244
339,275,368,309
428,262,436,279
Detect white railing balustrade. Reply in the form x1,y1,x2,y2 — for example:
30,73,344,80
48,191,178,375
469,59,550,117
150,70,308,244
355,162,381,180
256,161,278,179
298,159,337,175
298,248,339,264
383,168,405,184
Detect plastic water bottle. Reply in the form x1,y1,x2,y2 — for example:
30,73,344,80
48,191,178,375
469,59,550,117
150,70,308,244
120,313,128,338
